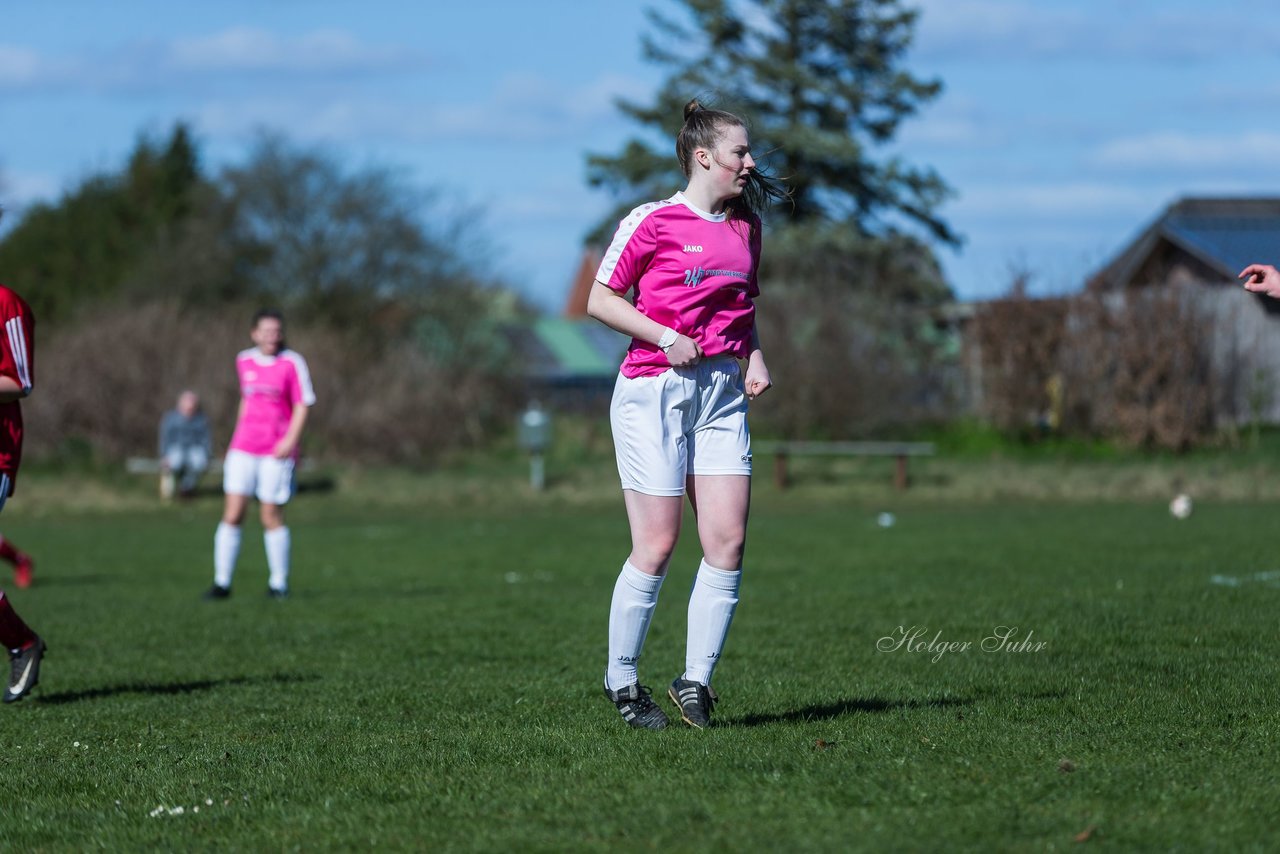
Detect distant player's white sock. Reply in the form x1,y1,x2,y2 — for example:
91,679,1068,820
684,559,741,685
214,522,241,589
605,561,665,691
264,526,290,592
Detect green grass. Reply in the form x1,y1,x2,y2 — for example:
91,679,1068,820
0,464,1277,851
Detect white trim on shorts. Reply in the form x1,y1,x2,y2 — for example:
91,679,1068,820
610,356,752,496
223,449,297,505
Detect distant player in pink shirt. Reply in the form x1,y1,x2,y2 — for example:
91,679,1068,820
204,309,315,601
587,100,787,730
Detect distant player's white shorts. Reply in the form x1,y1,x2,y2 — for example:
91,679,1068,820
223,450,296,505
610,356,752,496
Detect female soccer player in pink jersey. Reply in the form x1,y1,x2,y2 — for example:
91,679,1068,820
588,100,786,729
204,309,315,601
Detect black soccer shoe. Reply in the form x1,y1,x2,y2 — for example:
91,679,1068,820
4,637,46,703
202,584,231,601
267,587,289,600
604,682,669,730
668,677,718,729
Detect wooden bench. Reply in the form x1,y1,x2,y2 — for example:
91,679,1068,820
126,457,224,475
125,457,316,475
753,441,936,490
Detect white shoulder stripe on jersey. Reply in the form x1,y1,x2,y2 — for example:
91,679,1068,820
595,195,680,286
4,318,32,391
282,350,317,406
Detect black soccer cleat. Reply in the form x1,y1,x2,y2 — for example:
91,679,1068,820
267,587,289,600
202,584,231,601
4,637,46,703
604,681,669,730
668,677,718,729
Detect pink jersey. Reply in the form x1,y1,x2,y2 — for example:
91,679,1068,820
596,192,762,378
228,348,316,458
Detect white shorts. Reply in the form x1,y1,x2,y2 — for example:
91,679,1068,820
610,356,752,496
223,449,296,505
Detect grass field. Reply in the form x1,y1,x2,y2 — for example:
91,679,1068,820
0,458,1277,851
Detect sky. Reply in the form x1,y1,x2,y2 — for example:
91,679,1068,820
2,0,1277,312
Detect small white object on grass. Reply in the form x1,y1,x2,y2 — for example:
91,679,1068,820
877,512,896,528
1170,494,1192,519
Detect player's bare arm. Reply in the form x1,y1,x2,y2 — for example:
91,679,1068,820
744,327,771,400
586,281,703,367
272,402,309,460
0,376,28,404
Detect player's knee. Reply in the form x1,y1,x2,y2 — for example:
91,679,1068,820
633,535,679,571
703,528,746,568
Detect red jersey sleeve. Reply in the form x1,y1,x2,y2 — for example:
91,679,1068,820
0,287,34,395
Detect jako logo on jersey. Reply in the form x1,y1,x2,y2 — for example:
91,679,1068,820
683,244,704,253
683,267,706,287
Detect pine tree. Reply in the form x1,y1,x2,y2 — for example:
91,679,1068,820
0,123,207,324
587,0,956,246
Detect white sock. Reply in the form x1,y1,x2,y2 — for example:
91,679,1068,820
684,559,741,685
264,527,290,592
605,561,665,691
214,522,241,589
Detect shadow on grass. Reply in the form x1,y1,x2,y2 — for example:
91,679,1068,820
18,574,115,587
725,695,975,727
304,584,453,601
726,688,1067,727
297,476,337,495
35,672,317,706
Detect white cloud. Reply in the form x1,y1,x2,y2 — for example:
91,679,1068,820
192,71,650,145
895,95,1002,148
955,182,1153,219
0,45,41,84
167,27,418,74
0,44,80,89
0,28,424,94
0,170,61,225
1091,131,1280,169
910,0,1280,63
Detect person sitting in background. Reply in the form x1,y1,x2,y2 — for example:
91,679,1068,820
159,390,211,500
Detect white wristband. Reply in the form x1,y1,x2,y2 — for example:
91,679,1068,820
657,327,679,351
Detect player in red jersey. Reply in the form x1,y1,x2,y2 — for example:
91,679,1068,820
0,207,45,702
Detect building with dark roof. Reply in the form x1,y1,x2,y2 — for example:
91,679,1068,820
1091,197,1280,298
1089,196,1280,423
